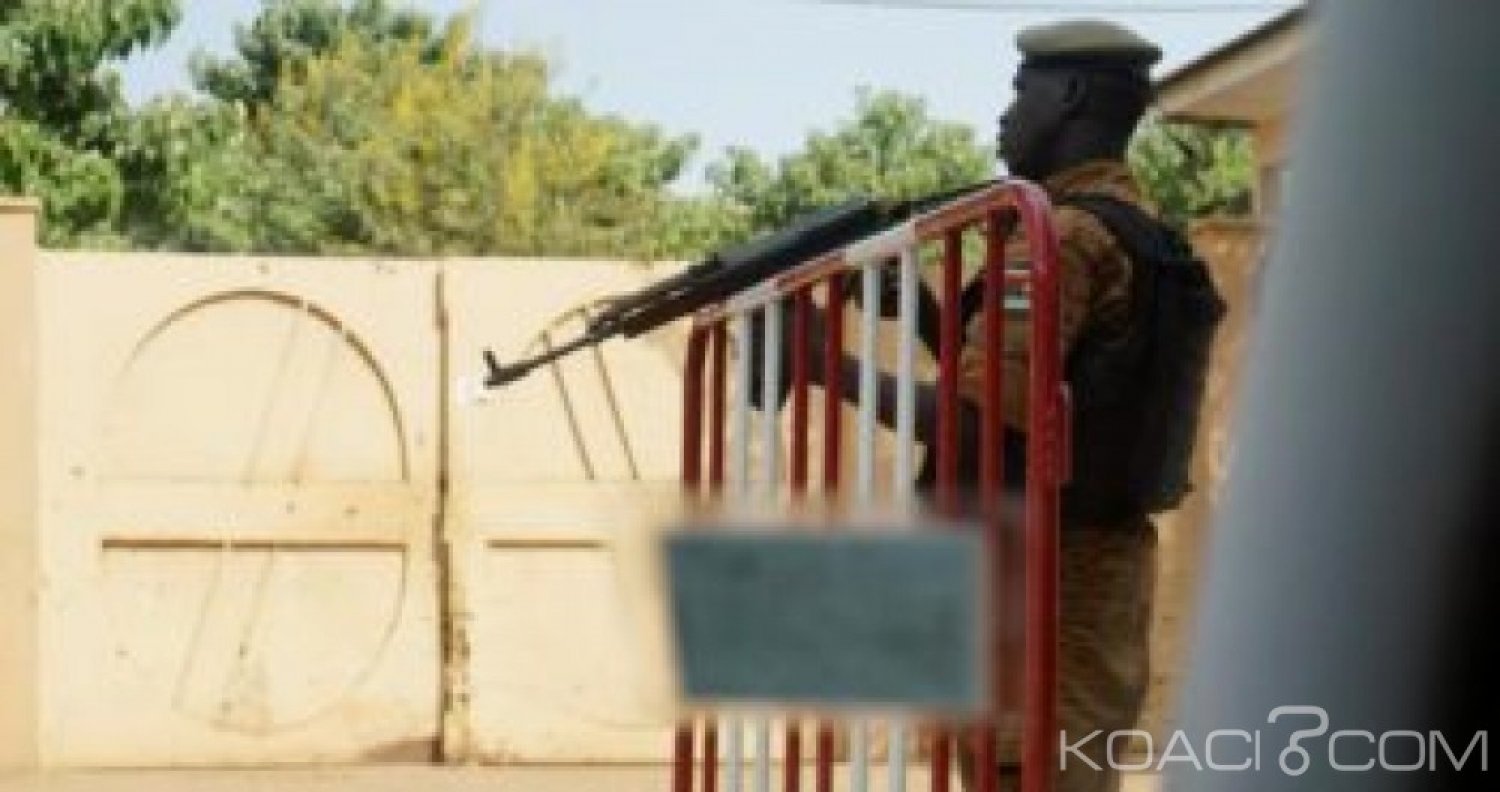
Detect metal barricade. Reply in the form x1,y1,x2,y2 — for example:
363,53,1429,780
674,181,1066,792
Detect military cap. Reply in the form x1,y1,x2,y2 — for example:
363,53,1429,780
1016,20,1163,74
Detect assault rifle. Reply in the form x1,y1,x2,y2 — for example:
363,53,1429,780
481,182,995,389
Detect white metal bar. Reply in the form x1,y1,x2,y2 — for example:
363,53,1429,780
726,716,744,792
720,279,782,320
887,724,909,792
753,720,772,792
894,246,919,491
886,245,921,792
733,313,754,491
850,261,881,792
752,301,783,792
846,221,918,269
851,720,870,792
727,311,754,792
760,302,783,494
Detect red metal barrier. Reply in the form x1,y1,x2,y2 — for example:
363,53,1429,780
674,180,1065,792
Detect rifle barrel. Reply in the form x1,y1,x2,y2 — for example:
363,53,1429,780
479,181,995,390
483,330,609,388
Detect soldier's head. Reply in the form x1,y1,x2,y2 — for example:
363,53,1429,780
997,20,1161,181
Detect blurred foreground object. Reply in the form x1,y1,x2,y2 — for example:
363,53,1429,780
1170,3,1500,790
665,525,988,714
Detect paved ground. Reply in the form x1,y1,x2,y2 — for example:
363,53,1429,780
0,765,1161,792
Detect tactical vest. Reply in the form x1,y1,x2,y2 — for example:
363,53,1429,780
911,195,1226,525
1055,194,1228,523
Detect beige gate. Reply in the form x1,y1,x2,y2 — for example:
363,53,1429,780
36,255,443,765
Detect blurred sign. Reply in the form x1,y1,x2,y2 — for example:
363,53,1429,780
664,527,989,714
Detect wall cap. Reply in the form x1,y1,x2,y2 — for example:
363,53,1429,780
0,197,41,215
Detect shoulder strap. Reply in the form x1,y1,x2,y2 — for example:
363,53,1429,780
944,195,1169,350
1057,193,1172,268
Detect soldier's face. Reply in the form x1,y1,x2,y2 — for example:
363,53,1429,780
998,68,1073,180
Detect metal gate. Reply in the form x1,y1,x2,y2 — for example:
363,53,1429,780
672,181,1067,792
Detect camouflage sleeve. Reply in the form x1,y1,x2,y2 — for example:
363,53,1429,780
956,206,1132,430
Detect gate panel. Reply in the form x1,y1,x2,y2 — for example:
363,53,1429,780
443,260,688,762
36,255,441,765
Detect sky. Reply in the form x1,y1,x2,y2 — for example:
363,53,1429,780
120,0,1297,187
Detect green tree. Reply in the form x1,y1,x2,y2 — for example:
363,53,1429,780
237,21,524,254
191,0,438,113
1,0,697,256
0,116,123,245
216,8,695,257
674,101,1254,256
1129,118,1254,226
114,98,266,251
0,0,180,245
686,88,994,253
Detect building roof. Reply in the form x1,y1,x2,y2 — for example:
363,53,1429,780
1156,6,1307,124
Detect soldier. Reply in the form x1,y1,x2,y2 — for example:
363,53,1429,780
961,22,1167,792
969,25,1166,792
759,19,1198,792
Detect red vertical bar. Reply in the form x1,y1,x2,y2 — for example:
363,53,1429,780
682,327,709,489
815,728,835,792
930,227,965,792
675,325,712,792
931,731,953,792
675,726,697,792
703,726,719,792
701,323,727,792
785,288,811,792
822,277,846,493
1016,186,1063,792
938,228,964,499
980,216,1011,581
710,324,728,491
970,725,997,792
784,724,803,792
815,276,845,792
971,208,1014,792
790,288,812,494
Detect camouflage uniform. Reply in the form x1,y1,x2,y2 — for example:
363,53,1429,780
956,159,1159,792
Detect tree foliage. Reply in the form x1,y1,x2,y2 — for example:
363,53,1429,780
1129,118,1254,226
0,0,178,128
0,117,123,245
0,0,180,245
191,0,439,112
115,98,264,250
2,0,699,256
0,1,1251,257
685,89,994,253
219,10,695,256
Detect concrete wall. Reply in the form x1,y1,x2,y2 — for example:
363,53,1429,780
35,252,447,766
0,200,41,769
0,202,688,768
441,261,688,763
